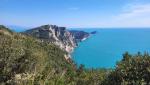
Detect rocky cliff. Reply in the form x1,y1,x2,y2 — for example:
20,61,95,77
70,30,90,42
0,25,73,84
24,25,89,55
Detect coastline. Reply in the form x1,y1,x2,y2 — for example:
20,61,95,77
67,35,90,59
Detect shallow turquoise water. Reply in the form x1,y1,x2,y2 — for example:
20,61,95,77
72,29,150,68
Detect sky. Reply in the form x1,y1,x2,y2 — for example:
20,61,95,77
0,0,150,28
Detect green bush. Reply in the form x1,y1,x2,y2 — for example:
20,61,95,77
1,25,150,85
104,52,150,85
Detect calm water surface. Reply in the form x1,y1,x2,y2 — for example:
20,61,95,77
72,28,150,68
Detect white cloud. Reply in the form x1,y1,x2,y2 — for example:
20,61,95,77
118,4,150,19
108,3,150,27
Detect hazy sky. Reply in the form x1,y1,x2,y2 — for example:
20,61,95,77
0,0,150,28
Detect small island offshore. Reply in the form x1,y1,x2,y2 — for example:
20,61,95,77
1,25,150,85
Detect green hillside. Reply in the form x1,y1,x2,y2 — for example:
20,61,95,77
0,25,72,84
1,25,150,85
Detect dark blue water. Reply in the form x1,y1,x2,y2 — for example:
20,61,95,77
72,29,150,68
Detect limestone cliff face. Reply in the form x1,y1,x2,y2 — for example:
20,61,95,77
24,25,78,53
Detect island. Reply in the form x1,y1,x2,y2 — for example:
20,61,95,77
90,31,97,34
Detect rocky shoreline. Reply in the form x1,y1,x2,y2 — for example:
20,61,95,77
24,24,90,59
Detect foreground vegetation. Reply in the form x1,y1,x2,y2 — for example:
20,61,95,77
1,25,150,85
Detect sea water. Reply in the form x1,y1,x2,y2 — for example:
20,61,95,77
72,28,150,68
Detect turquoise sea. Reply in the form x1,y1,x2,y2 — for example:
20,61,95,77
72,28,150,68
12,27,150,68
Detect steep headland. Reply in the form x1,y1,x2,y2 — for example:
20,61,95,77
1,25,150,85
0,25,72,84
24,25,90,55
69,30,90,42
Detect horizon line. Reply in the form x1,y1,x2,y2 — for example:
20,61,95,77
4,24,150,29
